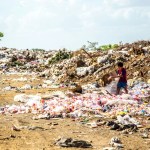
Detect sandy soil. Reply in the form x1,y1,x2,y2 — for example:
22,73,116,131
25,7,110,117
0,74,150,150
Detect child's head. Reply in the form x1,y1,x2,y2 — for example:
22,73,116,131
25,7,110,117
117,62,123,69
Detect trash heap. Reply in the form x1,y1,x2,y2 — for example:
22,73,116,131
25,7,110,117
0,40,150,85
0,41,150,150
0,41,150,119
0,80,149,119
42,40,150,84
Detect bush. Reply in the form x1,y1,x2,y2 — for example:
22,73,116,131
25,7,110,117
98,44,119,51
0,32,4,41
32,48,45,52
49,50,72,64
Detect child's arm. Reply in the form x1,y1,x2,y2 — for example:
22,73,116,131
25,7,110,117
108,74,122,80
112,74,122,78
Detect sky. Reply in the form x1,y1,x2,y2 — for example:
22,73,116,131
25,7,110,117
0,0,150,50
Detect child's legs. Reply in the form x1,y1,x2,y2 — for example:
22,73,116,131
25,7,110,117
116,82,122,95
116,87,120,95
117,82,127,95
124,86,128,94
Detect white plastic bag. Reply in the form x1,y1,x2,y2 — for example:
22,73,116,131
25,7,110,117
105,80,118,94
14,94,41,103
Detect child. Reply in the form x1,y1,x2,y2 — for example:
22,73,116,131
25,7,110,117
109,62,128,95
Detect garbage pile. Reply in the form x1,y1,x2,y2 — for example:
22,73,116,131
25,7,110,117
0,40,150,85
0,41,150,150
0,80,149,118
43,40,150,84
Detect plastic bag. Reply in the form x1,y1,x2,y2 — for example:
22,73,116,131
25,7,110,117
105,81,118,94
14,94,41,103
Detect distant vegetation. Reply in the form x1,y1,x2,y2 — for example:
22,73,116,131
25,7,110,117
83,41,119,51
49,49,72,64
32,48,45,52
82,41,98,51
0,32,4,41
98,44,119,51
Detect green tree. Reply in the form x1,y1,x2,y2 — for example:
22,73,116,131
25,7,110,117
82,41,98,51
0,32,4,41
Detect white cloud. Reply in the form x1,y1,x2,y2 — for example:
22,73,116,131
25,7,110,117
0,0,150,49
19,0,27,7
17,8,57,33
110,8,133,19
68,0,76,6
103,0,130,7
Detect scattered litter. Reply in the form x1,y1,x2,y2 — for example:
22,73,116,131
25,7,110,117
55,137,92,148
110,137,123,148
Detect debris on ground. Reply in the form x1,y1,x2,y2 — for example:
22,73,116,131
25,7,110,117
55,137,92,148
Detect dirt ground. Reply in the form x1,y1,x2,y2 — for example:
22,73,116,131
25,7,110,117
0,74,150,150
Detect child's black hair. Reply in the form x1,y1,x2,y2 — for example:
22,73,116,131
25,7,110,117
117,62,123,67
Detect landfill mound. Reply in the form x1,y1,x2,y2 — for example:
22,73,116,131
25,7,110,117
0,40,150,86
0,40,150,150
